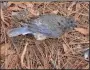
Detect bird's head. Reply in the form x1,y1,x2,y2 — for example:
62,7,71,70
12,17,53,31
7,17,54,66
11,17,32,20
66,17,77,29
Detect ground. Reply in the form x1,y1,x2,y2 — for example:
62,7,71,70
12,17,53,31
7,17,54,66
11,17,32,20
0,2,89,69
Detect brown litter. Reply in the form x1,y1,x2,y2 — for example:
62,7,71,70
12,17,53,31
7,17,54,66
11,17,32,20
0,2,89,69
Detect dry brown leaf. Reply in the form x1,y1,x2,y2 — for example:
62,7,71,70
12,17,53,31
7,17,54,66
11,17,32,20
74,28,89,35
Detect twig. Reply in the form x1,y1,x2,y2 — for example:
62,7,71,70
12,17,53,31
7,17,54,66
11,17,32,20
69,41,89,45
1,9,7,43
1,3,9,26
78,13,89,16
68,2,76,11
62,34,75,54
21,42,28,68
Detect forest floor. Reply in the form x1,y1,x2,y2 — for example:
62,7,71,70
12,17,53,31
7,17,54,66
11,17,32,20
0,1,89,69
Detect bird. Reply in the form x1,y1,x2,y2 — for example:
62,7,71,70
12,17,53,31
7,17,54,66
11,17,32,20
7,14,77,40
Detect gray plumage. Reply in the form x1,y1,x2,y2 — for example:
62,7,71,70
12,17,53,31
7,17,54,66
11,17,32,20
7,14,77,40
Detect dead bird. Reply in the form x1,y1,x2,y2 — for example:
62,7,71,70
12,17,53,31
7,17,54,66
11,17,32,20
7,14,77,40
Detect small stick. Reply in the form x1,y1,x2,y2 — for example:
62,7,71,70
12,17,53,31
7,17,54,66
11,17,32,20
21,42,28,68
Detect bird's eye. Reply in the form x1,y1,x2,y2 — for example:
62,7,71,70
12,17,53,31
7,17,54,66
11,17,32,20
57,22,61,26
61,20,63,22
70,20,73,23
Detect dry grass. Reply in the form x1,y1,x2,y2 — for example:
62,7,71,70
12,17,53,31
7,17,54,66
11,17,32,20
0,2,89,69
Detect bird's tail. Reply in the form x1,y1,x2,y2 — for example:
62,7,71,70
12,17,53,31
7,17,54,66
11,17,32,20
7,26,32,37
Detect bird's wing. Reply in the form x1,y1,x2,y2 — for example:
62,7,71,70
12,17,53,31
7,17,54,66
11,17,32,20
30,20,61,38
